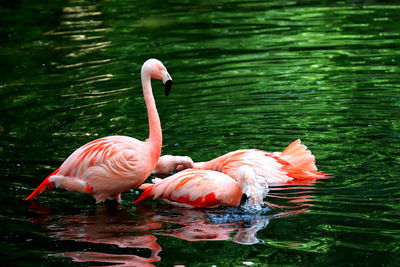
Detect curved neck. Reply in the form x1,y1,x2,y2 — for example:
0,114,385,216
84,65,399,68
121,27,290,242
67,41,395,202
193,161,220,174
141,73,162,158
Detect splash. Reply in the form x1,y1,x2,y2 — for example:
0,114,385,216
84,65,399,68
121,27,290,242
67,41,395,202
237,165,269,213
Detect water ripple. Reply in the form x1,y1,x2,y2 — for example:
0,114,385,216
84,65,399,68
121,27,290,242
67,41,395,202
1,0,400,265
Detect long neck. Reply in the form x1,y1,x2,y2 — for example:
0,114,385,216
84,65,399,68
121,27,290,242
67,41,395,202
192,157,221,171
141,73,162,158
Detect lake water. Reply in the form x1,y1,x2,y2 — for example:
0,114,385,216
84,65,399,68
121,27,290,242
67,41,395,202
1,0,400,266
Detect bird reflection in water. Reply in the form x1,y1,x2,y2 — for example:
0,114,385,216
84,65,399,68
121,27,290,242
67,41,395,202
148,207,272,245
27,179,315,266
28,201,162,267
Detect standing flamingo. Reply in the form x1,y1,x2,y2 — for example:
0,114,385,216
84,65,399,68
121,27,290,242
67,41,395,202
25,59,173,203
133,165,268,210
192,139,327,185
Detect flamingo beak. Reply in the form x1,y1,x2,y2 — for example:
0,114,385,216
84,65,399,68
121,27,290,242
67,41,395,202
240,194,248,205
164,80,172,96
162,71,172,96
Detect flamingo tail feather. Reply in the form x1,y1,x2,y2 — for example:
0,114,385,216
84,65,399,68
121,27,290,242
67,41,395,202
132,184,154,204
281,139,328,179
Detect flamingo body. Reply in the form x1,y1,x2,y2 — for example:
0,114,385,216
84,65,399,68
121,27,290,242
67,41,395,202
26,59,173,203
134,166,268,209
134,169,243,208
43,136,154,202
193,139,326,185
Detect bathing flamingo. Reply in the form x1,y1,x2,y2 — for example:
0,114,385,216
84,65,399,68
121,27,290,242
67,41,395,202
133,166,268,209
25,59,173,203
153,155,194,174
192,139,327,185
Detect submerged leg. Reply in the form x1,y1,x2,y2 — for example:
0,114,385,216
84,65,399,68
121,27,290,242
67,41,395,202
109,193,122,203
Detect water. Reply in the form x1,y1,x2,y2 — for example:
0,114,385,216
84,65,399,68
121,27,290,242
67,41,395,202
1,0,400,266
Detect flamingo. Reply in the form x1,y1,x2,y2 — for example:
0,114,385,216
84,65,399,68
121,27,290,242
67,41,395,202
25,59,173,203
192,139,327,185
153,155,194,174
133,165,268,210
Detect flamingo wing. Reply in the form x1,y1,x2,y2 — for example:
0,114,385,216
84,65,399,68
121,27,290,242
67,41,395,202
207,144,326,184
58,136,148,178
48,136,153,202
211,149,292,184
134,170,242,208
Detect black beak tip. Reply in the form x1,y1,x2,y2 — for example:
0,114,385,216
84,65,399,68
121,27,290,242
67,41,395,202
164,80,172,96
240,194,248,205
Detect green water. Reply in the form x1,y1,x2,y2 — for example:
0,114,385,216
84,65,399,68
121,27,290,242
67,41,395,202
1,0,400,266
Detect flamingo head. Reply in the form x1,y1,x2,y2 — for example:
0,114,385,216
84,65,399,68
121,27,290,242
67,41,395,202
237,165,268,211
153,155,194,174
142,58,173,96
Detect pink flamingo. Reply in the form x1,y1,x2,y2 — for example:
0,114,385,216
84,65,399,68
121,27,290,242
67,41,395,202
133,165,268,209
25,59,173,203
150,140,327,185
192,139,327,185
153,155,194,174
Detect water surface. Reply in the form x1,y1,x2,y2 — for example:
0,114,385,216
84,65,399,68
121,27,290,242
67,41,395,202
1,0,400,266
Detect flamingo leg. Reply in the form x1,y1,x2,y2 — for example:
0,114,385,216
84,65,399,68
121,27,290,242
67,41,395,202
109,193,122,203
